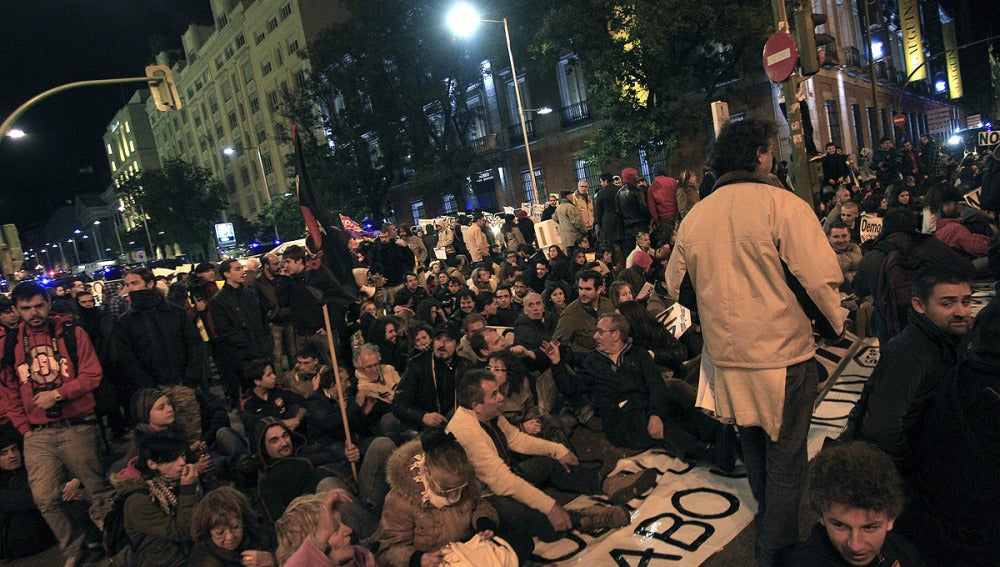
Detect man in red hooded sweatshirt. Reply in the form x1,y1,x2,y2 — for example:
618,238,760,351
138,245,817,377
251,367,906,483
646,165,679,246
1,281,113,567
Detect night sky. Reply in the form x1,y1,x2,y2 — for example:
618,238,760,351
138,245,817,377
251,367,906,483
1,0,997,233
0,0,213,231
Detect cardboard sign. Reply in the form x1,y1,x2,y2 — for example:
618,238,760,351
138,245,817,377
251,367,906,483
964,187,982,210
535,219,563,249
859,214,883,243
433,247,448,260
655,303,693,339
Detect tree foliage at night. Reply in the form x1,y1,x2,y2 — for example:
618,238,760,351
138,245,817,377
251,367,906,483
284,0,490,220
512,0,772,165
116,159,227,252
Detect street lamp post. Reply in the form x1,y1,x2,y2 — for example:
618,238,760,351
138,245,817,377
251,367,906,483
91,221,103,260
224,144,280,241
447,3,540,206
67,238,80,266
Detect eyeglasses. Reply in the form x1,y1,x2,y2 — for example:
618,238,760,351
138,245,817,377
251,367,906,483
210,524,244,539
425,467,468,496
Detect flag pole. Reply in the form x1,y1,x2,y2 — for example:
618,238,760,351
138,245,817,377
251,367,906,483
322,304,358,483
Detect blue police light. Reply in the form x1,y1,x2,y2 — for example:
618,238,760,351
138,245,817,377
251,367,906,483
273,239,281,245
947,134,963,146
934,79,947,93
40,277,51,285
249,241,260,249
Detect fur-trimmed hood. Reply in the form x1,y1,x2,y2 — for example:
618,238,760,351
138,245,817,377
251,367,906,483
385,439,482,505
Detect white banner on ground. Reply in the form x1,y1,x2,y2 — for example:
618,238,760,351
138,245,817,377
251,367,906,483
533,452,756,565
859,214,883,243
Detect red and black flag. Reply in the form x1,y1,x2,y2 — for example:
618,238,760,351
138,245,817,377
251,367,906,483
292,124,357,308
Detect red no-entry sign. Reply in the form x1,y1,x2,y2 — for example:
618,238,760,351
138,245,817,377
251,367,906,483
892,113,907,128
763,32,798,83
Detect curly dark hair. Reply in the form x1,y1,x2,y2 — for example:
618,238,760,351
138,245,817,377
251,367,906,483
806,441,905,519
709,118,777,176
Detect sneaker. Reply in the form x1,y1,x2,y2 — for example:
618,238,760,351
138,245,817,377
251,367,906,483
572,504,630,532
602,468,658,505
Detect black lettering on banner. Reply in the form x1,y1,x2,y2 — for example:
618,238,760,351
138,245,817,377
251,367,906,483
611,547,683,565
671,487,741,519
530,532,586,564
635,512,715,552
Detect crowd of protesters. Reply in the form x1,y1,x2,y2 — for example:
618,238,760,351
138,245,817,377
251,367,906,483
1,118,998,567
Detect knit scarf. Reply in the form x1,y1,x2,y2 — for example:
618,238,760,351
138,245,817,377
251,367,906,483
146,475,180,516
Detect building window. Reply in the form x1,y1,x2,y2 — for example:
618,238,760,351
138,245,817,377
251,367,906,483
215,55,225,70
825,100,842,147
262,61,272,76
261,153,274,174
295,69,308,86
217,13,228,29
257,127,267,144
557,56,590,126
274,123,287,141
224,46,235,59
851,104,865,150
443,194,458,214
255,31,266,45
866,106,878,146
280,3,292,18
267,17,278,32
410,200,426,226
520,167,542,204
235,34,246,48
228,112,238,129
225,174,236,194
287,39,299,55
240,166,251,185
249,95,260,114
574,158,600,188
880,108,890,139
266,91,279,111
216,124,224,140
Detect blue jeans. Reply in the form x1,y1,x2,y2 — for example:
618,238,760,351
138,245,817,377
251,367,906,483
24,423,114,561
738,359,817,567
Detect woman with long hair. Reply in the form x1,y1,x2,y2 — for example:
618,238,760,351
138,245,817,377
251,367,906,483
188,487,275,567
274,490,374,567
546,245,573,286
542,282,570,318
608,280,635,308
486,351,572,446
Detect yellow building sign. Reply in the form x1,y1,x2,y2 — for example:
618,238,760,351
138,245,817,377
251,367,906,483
898,0,926,81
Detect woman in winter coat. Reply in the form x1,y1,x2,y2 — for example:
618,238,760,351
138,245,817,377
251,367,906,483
378,429,508,567
119,429,201,567
188,487,275,567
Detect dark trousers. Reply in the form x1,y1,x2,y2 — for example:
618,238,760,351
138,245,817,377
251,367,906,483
488,455,601,543
606,400,721,458
739,359,818,567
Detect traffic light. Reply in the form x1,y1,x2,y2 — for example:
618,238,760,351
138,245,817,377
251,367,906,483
146,65,182,111
794,11,838,76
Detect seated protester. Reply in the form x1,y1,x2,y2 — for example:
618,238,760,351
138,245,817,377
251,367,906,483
379,428,527,567
120,430,201,567
455,313,488,364
273,490,374,567
413,298,448,328
546,245,573,286
468,266,496,295
352,344,403,436
897,297,1000,565
616,301,690,376
253,418,378,539
447,370,656,547
488,284,521,327
542,281,570,319
487,350,572,446
552,269,616,354
785,441,922,567
619,251,654,299
118,388,248,489
526,259,550,294
625,231,653,269
840,201,863,243
460,328,504,369
844,265,973,471
392,322,471,430
934,186,993,276
188,487,276,567
448,289,477,324
644,266,676,315
827,220,863,293
548,314,737,471
0,423,59,561
363,316,407,375
407,322,434,360
474,291,498,322
432,276,463,313
240,360,307,440
510,292,551,347
608,280,635,308
282,344,329,399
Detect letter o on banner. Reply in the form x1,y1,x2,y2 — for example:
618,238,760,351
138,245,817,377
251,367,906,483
671,487,741,520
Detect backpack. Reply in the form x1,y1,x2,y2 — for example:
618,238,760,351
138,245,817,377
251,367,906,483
102,487,149,561
874,240,936,337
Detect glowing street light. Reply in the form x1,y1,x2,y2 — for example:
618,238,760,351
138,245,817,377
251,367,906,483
6,128,26,139
447,2,541,205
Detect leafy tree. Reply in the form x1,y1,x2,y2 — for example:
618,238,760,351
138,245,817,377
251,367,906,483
512,0,772,165
283,0,489,220
116,159,228,254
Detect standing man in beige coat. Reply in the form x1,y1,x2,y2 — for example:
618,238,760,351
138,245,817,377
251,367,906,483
465,211,491,264
666,118,845,567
